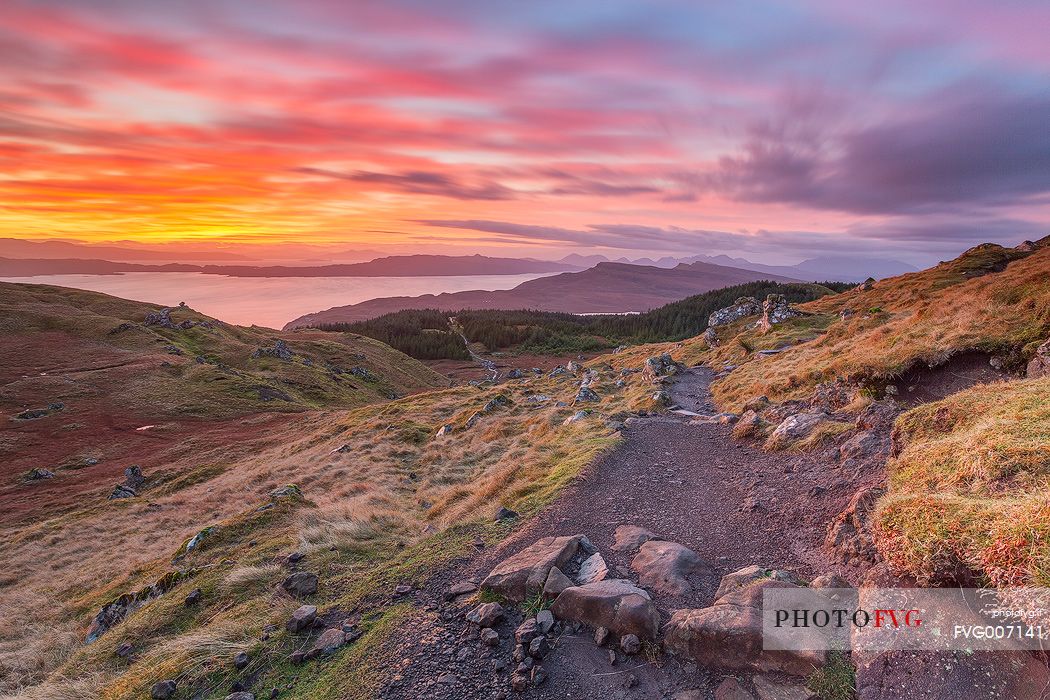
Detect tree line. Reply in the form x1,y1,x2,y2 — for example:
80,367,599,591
314,281,852,360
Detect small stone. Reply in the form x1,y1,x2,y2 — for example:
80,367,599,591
514,618,539,644
151,680,177,699
115,642,133,658
308,628,346,657
528,636,549,659
286,605,317,632
513,643,526,662
623,672,638,689
466,602,504,627
445,581,477,600
594,626,610,646
536,610,555,634
493,657,508,672
511,673,529,691
480,627,500,646
436,673,457,685
184,588,201,606
531,665,548,686
286,552,304,564
494,506,519,521
607,649,617,665
280,571,318,598
394,584,412,595
233,651,249,669
620,634,641,655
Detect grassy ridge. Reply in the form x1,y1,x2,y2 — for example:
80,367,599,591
315,281,849,359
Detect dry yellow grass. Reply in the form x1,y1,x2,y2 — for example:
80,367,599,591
0,342,659,698
874,377,1050,587
666,245,1050,411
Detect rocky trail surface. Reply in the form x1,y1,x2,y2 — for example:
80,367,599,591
370,368,882,700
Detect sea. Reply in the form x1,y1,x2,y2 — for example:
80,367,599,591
0,272,557,329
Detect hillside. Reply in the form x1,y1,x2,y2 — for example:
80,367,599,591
0,283,446,526
285,260,803,327
316,281,847,359
0,254,577,278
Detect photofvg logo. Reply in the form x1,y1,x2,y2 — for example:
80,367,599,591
762,588,1050,652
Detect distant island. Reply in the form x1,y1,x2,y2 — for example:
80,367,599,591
0,254,579,278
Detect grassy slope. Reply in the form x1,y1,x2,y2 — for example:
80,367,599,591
672,244,1050,411
1,315,657,698
0,282,447,419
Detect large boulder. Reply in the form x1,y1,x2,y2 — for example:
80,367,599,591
709,297,762,327
764,412,827,450
481,535,585,602
664,577,825,677
550,579,660,641
760,294,802,332
630,540,709,596
1027,337,1050,378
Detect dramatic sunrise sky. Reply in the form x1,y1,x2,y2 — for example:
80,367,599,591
2,0,1049,264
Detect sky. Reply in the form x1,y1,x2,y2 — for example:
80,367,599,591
1,0,1049,265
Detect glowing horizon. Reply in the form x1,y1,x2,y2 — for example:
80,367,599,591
2,0,1049,265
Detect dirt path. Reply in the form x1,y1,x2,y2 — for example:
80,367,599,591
373,368,873,699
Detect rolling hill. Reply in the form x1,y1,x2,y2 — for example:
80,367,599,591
285,260,803,328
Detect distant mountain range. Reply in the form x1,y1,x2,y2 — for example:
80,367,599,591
0,254,577,277
284,260,802,328
556,253,918,281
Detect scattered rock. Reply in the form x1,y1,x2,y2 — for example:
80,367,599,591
481,535,584,602
765,411,828,450
528,636,550,659
26,468,55,480
122,465,145,490
651,390,671,405
184,588,201,606
393,584,412,596
281,571,318,598
760,294,803,331
550,579,660,641
507,368,524,379
732,410,765,439
630,540,708,596
573,386,600,404
234,651,249,669
108,484,137,500
715,565,800,600
536,610,555,634
575,552,609,585
308,628,346,658
567,360,583,373
144,308,178,328
642,353,678,381
480,628,500,646
809,573,851,590
839,430,886,462
542,566,574,600
1027,337,1050,378
703,327,719,346
151,680,177,699
286,605,317,633
252,339,294,361
515,618,539,645
709,297,762,327
445,581,477,600
620,633,641,655
612,525,659,553
594,626,609,646
435,424,452,437
466,602,504,627
563,410,590,425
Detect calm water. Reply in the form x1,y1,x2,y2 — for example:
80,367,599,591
1,272,556,329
